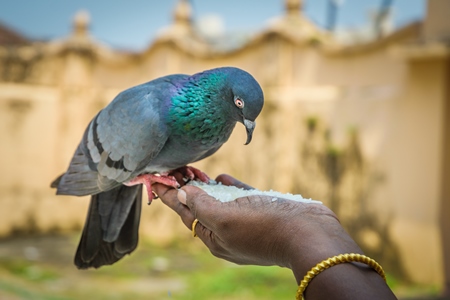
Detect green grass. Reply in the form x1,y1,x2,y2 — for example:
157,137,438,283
0,235,443,300
181,264,295,299
0,235,297,300
1,260,59,282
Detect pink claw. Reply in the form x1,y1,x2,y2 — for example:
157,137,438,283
124,166,209,205
170,166,210,183
124,173,180,205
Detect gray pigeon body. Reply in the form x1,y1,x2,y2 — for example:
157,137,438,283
52,67,264,268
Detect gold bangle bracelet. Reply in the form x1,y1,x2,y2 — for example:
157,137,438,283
295,253,386,300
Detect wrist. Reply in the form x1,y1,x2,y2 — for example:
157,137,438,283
282,204,363,283
281,204,396,299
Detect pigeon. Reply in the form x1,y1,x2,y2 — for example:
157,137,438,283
51,67,264,269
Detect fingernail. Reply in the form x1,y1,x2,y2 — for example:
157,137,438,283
177,189,187,204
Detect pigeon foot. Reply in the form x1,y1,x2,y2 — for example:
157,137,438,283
124,174,179,205
169,165,210,183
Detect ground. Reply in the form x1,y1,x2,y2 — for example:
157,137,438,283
0,234,297,300
0,234,443,299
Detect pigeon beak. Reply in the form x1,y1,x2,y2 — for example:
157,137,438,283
243,119,255,145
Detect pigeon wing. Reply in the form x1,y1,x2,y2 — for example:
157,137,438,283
55,76,185,196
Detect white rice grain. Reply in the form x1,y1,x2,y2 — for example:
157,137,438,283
187,180,322,204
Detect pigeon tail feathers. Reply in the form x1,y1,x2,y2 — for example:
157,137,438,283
74,185,142,269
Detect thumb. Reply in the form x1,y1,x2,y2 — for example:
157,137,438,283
180,185,222,229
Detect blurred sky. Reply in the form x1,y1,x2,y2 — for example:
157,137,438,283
0,0,425,51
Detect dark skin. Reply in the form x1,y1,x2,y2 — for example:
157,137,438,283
153,174,397,300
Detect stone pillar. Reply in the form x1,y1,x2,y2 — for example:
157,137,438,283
440,55,450,298
423,0,450,42
423,0,450,296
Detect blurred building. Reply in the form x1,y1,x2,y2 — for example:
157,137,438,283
0,0,449,292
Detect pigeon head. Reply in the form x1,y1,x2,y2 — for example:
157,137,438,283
219,67,264,145
170,67,264,146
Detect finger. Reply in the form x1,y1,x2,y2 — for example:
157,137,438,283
152,183,177,208
194,219,218,247
178,187,222,241
180,185,223,230
153,183,194,229
215,174,254,190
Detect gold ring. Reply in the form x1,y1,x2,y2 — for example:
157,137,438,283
192,219,199,237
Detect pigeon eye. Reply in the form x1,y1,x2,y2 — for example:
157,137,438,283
234,98,244,108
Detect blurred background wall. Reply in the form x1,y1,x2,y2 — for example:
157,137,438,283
0,0,448,294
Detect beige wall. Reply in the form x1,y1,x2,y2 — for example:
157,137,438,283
385,59,446,284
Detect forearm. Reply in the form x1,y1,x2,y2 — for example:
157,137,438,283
287,216,396,300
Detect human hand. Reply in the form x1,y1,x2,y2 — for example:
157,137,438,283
153,174,396,300
153,174,359,271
